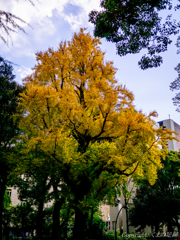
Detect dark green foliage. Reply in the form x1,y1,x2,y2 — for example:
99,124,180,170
6,204,52,239
14,160,75,239
0,57,24,149
129,184,165,232
89,0,180,69
170,36,180,111
102,233,147,240
15,169,51,206
129,151,180,232
2,190,12,240
0,56,24,240
103,232,119,240
9,203,36,238
87,214,105,240
14,167,52,238
0,55,24,177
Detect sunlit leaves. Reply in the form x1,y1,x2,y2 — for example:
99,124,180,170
18,29,176,211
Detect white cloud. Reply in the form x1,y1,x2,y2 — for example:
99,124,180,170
14,66,33,84
62,12,85,31
1,0,102,37
0,0,103,54
0,0,103,80
58,0,102,30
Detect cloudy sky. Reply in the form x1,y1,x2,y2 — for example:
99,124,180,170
1,0,180,124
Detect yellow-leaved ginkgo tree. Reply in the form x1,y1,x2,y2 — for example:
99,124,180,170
18,29,175,240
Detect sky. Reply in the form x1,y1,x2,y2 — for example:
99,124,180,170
1,0,180,124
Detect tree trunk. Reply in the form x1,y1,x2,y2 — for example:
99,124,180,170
52,179,65,240
60,204,71,239
0,201,3,240
0,181,6,240
73,207,88,240
36,176,51,237
167,220,173,235
155,224,159,234
36,199,44,237
124,196,129,234
52,200,62,240
4,223,9,240
88,209,94,239
125,207,129,234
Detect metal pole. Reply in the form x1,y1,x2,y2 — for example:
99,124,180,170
115,206,123,240
124,204,129,234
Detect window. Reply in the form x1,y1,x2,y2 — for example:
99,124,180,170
112,221,116,230
7,188,12,198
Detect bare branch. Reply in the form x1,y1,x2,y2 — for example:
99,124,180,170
0,0,38,45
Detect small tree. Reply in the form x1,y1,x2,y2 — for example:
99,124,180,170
129,151,180,233
16,167,52,237
14,146,75,239
0,56,24,240
2,190,11,240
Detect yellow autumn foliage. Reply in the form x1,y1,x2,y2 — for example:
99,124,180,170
18,29,176,199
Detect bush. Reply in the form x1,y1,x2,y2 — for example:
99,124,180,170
103,232,122,240
102,233,148,240
87,214,106,240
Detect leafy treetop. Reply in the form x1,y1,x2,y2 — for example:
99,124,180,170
18,29,176,186
170,36,180,111
0,56,24,240
89,0,180,70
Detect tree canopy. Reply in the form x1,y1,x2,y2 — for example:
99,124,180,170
89,0,180,70
0,56,24,240
170,36,180,111
18,29,175,240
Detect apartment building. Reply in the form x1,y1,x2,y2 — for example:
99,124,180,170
158,119,180,151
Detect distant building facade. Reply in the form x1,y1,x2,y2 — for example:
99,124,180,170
158,119,180,151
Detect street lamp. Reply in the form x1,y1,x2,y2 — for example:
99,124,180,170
115,203,129,240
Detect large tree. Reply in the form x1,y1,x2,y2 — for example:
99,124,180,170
18,29,175,240
129,151,180,233
0,56,24,240
89,0,180,70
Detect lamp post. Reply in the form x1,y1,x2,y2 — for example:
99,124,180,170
115,203,129,240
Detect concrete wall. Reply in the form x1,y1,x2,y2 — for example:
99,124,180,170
8,187,21,206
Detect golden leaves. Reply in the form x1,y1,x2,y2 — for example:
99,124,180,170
18,28,176,186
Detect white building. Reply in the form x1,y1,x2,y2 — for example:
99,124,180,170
158,119,180,151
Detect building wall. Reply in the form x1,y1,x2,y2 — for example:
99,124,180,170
100,204,122,231
8,187,21,206
158,119,180,151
